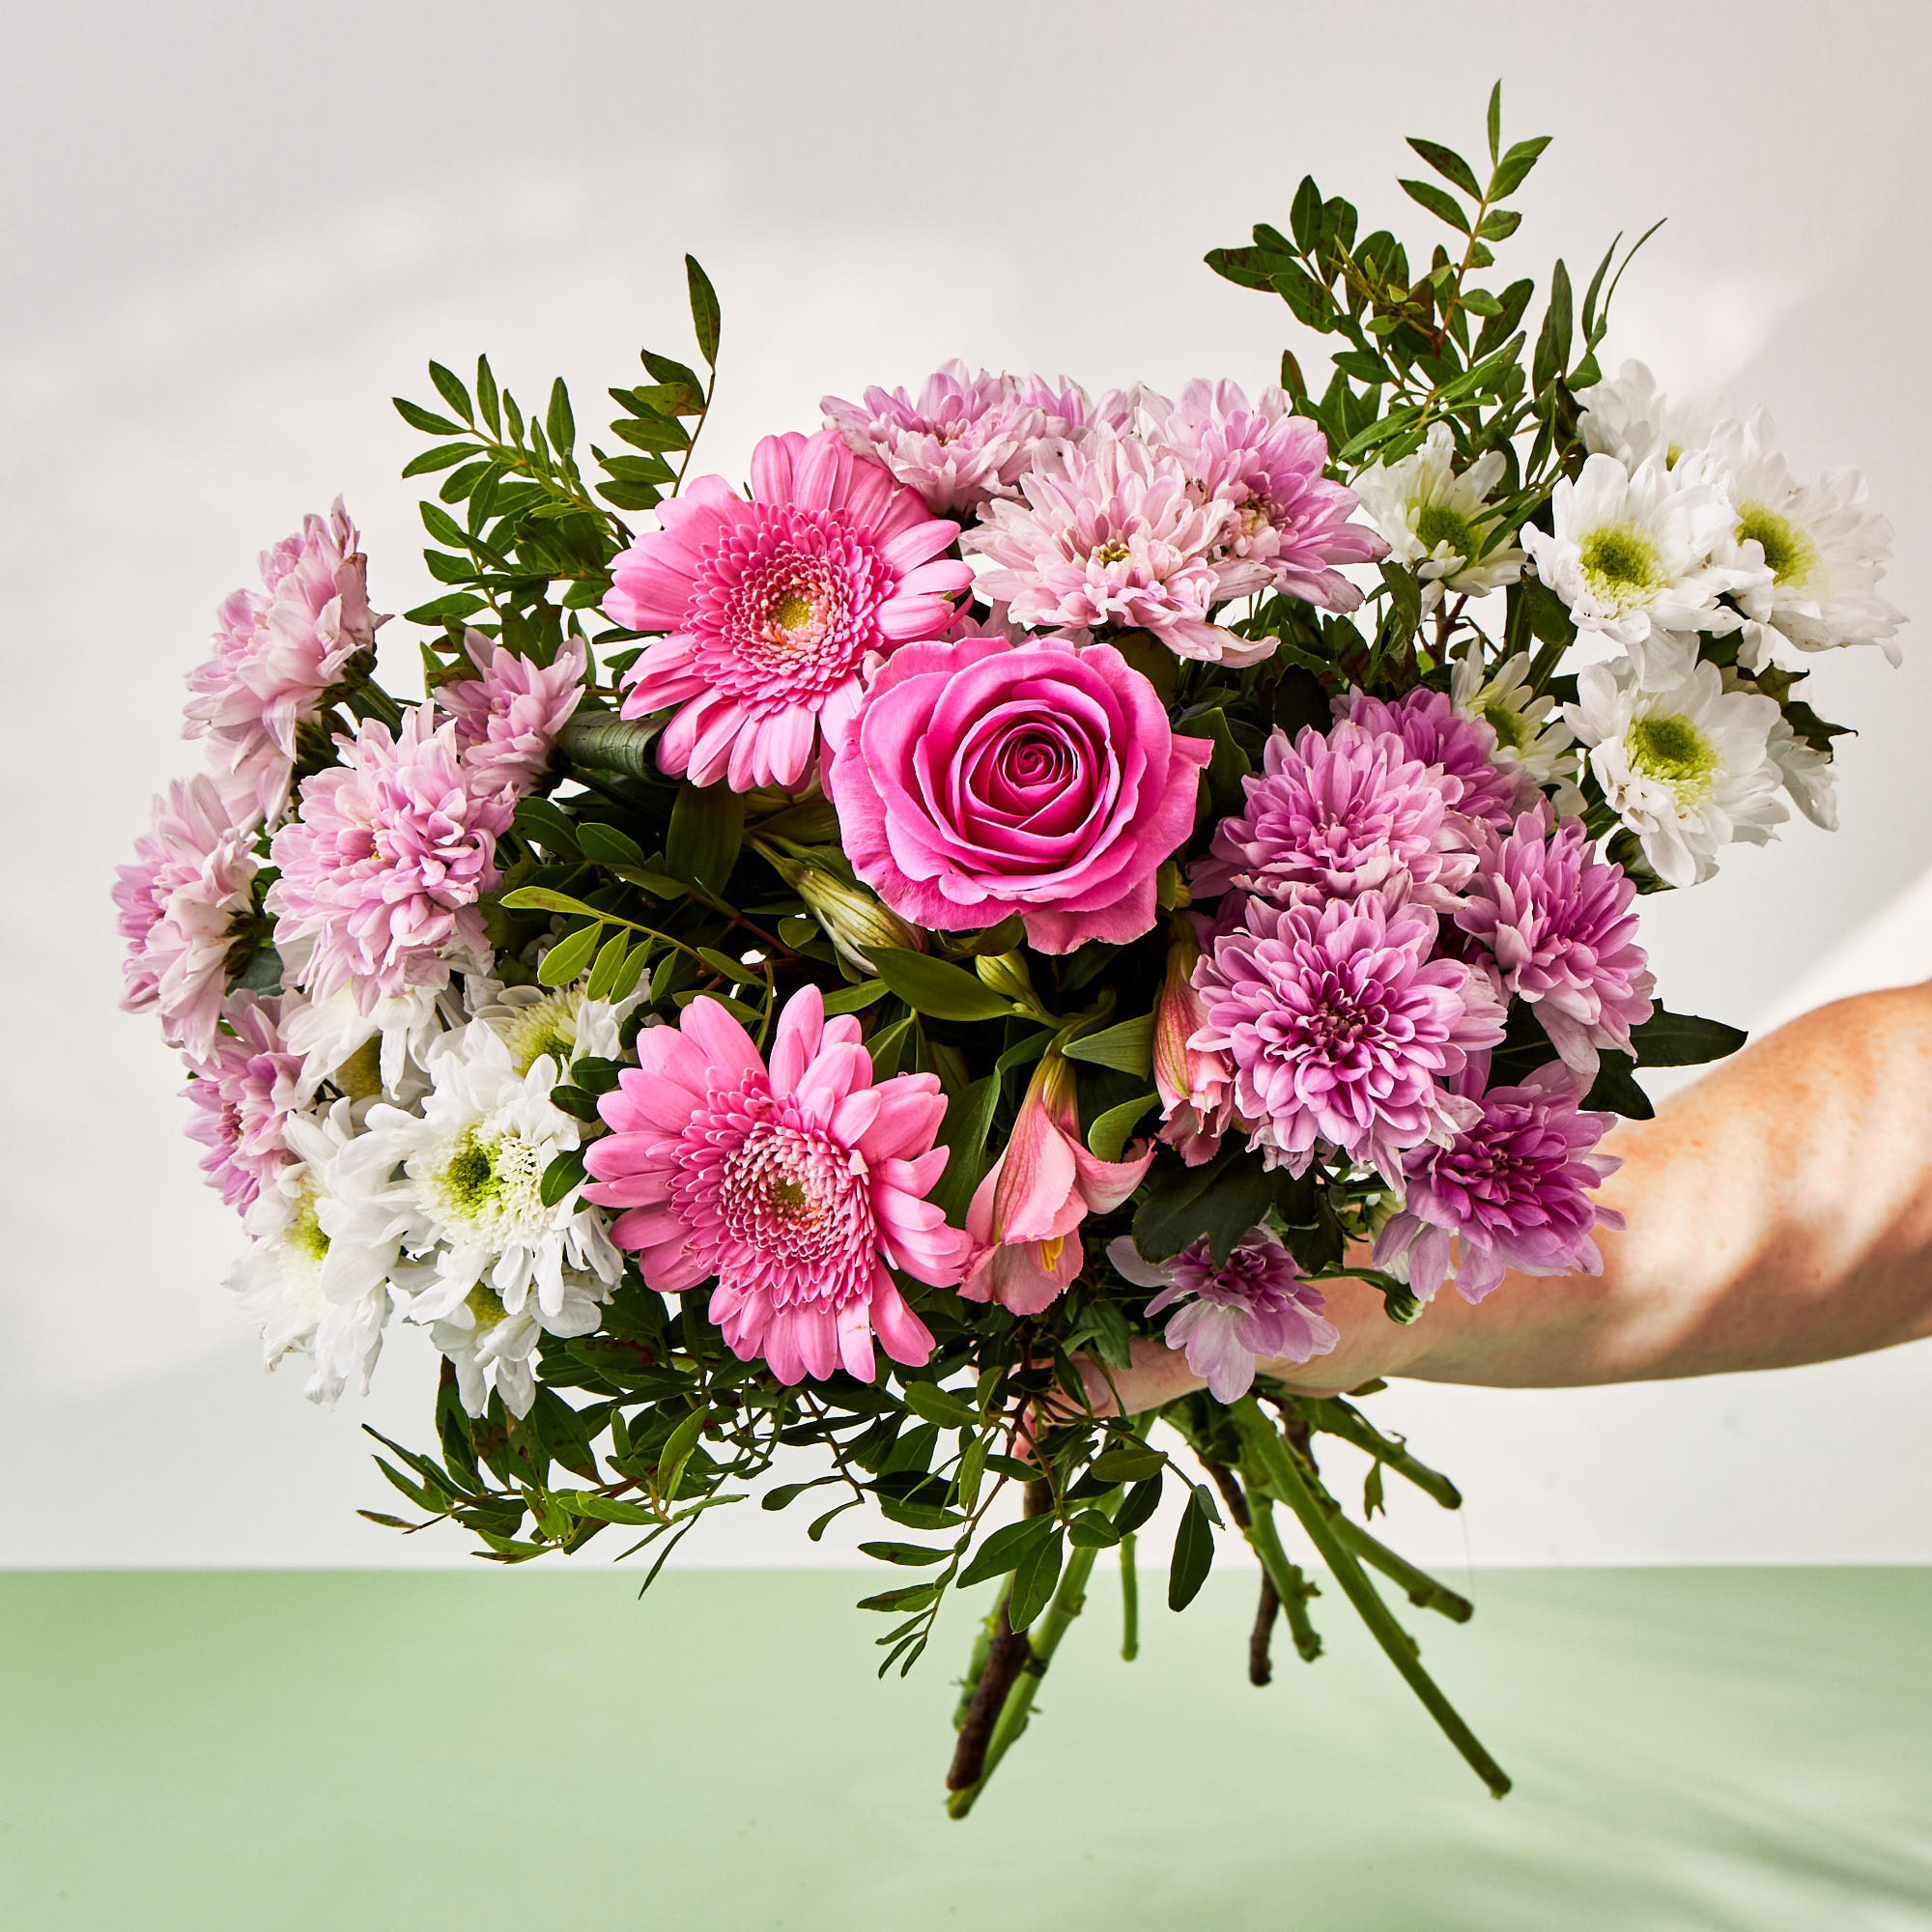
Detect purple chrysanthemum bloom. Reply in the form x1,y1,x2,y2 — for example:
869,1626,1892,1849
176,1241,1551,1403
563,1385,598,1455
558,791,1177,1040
1191,894,1506,1185
1337,687,1538,829
1192,721,1477,914
180,992,303,1212
1108,1228,1338,1401
1455,807,1657,1077
1371,1063,1624,1303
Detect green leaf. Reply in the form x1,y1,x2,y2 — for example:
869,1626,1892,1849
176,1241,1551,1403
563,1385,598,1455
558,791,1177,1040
575,820,647,868
1486,80,1502,166
1532,257,1573,394
1167,1487,1216,1611
546,378,575,455
685,254,722,367
1091,1440,1165,1484
394,396,465,437
537,922,603,987
1175,705,1252,820
554,1490,657,1526
665,782,744,896
475,355,500,434
609,940,652,1002
1062,1013,1153,1075
857,1540,950,1568
929,1073,1000,1228
419,500,472,553
1475,207,1522,242
855,1582,941,1614
1582,1052,1655,1121
901,1381,978,1430
584,928,630,1003
548,1084,603,1124
821,979,892,1014
1406,136,1482,200
1007,1527,1065,1632
427,360,472,422
1133,1147,1273,1264
401,440,479,478
609,413,690,453
1289,174,1323,251
695,946,762,985
539,1148,587,1208
657,1406,710,1493
1114,1474,1163,1536
1490,133,1552,201
957,1514,1051,1590
1399,177,1469,233
403,592,487,625
640,351,707,404
1066,1509,1122,1549
507,801,581,858
863,948,1016,1023
1088,1091,1157,1163
1627,1006,1747,1068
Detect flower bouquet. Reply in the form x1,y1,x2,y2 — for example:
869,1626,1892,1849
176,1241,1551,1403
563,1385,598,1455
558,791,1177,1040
120,86,1899,1815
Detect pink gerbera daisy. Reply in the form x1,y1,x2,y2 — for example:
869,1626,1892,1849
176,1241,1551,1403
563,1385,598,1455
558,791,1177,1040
602,430,972,792
582,984,968,1383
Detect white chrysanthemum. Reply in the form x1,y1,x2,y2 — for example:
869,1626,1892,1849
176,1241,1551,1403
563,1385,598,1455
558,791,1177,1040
358,1016,621,1332
1762,707,1838,832
1565,637,1786,886
1577,360,1732,471
429,1269,608,1419
1353,423,1525,614
465,977,642,1076
1448,649,1582,808
226,1099,402,1405
281,975,449,1107
1521,454,1766,648
1688,412,1903,670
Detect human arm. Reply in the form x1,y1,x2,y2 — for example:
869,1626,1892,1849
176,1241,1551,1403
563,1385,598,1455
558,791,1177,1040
1086,980,1932,1411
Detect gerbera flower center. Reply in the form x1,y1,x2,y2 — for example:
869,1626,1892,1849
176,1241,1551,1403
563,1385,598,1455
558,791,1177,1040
715,1119,866,1275
1626,712,1719,800
1735,500,1817,587
1578,524,1661,604
766,584,821,639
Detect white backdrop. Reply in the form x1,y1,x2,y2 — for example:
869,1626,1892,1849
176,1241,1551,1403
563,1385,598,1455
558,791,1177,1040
4,0,1929,1567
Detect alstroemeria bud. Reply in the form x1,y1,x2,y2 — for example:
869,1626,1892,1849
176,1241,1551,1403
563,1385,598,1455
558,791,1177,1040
973,950,1035,1007
1155,859,1192,912
1153,917,1233,1168
753,839,926,972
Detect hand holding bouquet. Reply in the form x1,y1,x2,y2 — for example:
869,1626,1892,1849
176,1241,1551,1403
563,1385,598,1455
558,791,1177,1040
119,87,1900,1813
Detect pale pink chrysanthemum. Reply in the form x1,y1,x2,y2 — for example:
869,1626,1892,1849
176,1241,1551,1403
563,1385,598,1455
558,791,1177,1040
582,984,967,1383
183,498,381,823
1193,721,1477,914
1336,686,1537,829
437,630,586,801
267,706,509,1010
1455,807,1657,1076
966,429,1256,663
1107,1228,1337,1400
1144,381,1386,611
1372,1063,1624,1304
114,774,261,1059
180,993,303,1212
1191,894,1506,1185
603,430,971,792
822,362,1093,515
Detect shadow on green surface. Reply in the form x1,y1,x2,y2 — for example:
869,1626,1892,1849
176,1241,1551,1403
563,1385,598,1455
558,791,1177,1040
1,1569,1927,1929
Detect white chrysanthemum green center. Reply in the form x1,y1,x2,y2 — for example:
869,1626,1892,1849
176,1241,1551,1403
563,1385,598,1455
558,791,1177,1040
426,1122,553,1242
496,986,582,1076
1415,501,1480,560
1735,499,1817,588
1577,524,1661,605
1482,700,1531,753
466,1283,509,1328
1625,711,1719,802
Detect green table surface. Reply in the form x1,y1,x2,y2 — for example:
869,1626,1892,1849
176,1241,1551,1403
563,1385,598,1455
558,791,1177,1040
2,1568,1927,1929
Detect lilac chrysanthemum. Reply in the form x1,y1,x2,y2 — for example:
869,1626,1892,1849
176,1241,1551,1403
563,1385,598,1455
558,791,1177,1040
183,498,380,823
181,993,303,1212
603,430,971,793
1191,894,1506,1184
1146,381,1386,611
583,985,967,1384
114,774,261,1059
966,429,1249,662
437,631,586,801
1337,686,1538,829
1372,1063,1624,1303
821,362,1092,515
267,706,510,1009
1455,808,1657,1076
1107,1229,1337,1400
1193,721,1477,913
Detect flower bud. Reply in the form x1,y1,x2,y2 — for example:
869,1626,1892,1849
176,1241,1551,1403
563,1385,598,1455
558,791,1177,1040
753,838,926,972
1152,918,1231,1167
1156,860,1191,912
973,951,1035,1007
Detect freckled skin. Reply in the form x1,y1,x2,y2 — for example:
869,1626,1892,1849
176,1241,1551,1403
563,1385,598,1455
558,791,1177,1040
1087,983,1932,1409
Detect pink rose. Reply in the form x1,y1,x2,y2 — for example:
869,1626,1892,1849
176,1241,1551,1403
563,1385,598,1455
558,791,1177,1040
824,635,1210,953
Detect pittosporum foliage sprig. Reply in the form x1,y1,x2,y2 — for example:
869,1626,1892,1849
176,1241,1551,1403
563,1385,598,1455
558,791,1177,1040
119,82,1900,1819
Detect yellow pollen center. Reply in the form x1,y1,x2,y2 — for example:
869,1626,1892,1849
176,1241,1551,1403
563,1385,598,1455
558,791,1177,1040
771,590,814,632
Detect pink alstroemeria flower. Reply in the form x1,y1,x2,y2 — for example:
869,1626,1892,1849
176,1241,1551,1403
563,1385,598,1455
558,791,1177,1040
959,1050,1153,1316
